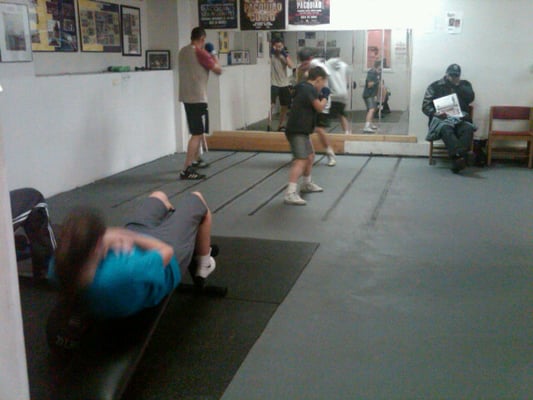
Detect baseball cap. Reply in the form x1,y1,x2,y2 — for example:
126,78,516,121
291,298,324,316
446,64,461,77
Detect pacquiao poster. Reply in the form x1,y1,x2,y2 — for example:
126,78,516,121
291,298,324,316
288,0,330,25
240,0,285,30
198,0,238,29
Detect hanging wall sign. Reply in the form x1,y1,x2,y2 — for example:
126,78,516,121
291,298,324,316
198,0,237,29
288,0,330,25
240,0,285,31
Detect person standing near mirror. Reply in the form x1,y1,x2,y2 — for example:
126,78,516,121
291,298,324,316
270,37,294,132
178,27,222,180
284,66,329,206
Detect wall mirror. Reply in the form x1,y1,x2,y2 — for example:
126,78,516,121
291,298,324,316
216,28,413,136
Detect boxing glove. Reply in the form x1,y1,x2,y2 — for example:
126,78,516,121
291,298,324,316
319,87,331,100
205,42,216,55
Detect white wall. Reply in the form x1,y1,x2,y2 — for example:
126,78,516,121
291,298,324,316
0,120,30,399
0,71,176,197
409,0,533,142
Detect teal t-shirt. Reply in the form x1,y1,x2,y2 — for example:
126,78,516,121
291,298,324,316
48,246,181,319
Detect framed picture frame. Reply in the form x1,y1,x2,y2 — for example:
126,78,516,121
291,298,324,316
29,0,79,52
77,0,121,53
120,5,141,56
0,3,33,62
228,50,249,65
146,50,170,70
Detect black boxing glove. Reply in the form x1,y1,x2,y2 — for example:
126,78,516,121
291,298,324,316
319,86,331,100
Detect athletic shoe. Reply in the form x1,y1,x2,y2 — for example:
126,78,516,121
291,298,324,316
300,182,324,193
196,256,216,278
327,156,337,167
363,126,377,133
180,166,206,180
284,192,307,205
192,158,209,168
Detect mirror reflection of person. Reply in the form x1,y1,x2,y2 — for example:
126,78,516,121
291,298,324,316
362,60,383,133
325,57,352,134
178,27,222,180
422,63,476,173
270,37,294,132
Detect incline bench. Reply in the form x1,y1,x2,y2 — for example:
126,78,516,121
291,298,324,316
47,282,227,400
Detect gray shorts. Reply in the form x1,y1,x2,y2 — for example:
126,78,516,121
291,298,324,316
364,96,377,110
285,132,314,159
125,193,207,274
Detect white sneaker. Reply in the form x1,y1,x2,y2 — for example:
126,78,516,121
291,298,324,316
196,256,216,278
371,124,378,129
363,126,376,133
284,192,307,205
327,156,337,167
300,182,324,193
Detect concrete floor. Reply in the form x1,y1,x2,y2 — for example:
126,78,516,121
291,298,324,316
48,151,532,399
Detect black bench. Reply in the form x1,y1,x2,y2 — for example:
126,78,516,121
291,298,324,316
47,282,227,400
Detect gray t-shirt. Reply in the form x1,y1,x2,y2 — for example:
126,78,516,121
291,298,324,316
178,45,212,103
271,54,290,87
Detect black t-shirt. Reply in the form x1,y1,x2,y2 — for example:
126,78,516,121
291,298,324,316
286,81,318,134
363,68,380,98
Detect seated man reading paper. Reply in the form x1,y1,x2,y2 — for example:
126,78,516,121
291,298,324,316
422,64,476,173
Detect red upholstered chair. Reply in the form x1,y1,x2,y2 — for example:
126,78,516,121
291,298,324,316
487,106,532,168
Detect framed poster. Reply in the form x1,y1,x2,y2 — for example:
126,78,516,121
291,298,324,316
240,0,285,31
146,50,170,70
120,5,141,56
77,0,121,52
0,3,33,62
218,31,229,54
198,0,237,29
29,0,78,52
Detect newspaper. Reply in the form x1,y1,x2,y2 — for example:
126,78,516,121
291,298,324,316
433,93,464,118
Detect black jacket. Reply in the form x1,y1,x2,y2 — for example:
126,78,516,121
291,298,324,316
422,77,475,123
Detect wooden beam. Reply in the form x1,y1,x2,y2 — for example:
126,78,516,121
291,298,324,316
206,130,417,154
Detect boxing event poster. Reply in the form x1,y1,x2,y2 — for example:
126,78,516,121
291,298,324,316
240,0,285,31
288,0,330,25
198,0,238,29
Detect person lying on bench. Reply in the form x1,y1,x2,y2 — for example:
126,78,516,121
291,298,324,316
48,191,217,319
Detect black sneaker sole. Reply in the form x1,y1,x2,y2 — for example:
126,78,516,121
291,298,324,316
180,173,206,180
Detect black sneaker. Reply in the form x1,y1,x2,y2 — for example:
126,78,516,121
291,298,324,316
451,157,466,174
192,158,209,168
464,151,476,167
180,166,206,180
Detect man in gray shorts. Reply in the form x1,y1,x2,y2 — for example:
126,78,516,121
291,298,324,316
125,191,214,279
